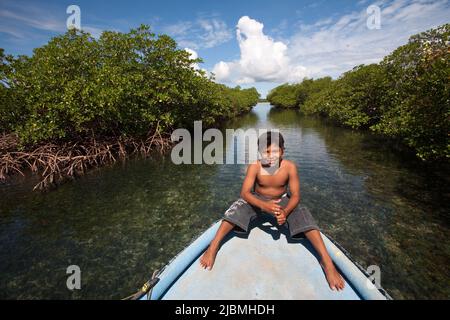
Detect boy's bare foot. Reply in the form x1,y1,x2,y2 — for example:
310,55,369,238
200,243,219,270
320,259,345,291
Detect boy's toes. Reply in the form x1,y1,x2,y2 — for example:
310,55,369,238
333,279,342,291
199,246,217,271
332,282,340,291
338,275,345,290
199,254,210,270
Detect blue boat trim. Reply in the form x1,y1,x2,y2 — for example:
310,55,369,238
145,219,222,300
323,233,392,300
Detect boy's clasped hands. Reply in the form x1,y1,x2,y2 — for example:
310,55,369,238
261,199,287,225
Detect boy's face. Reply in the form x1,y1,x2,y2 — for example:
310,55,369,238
260,144,283,167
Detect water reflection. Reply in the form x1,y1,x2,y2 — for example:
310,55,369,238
0,103,448,299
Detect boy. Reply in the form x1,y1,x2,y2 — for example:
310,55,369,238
200,131,345,291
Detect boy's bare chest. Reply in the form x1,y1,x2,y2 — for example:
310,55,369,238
256,169,289,187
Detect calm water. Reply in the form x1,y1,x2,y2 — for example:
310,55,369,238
1,103,449,299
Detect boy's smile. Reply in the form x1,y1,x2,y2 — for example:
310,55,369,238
260,144,283,170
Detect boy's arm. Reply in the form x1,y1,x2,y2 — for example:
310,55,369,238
240,163,282,214
240,163,267,209
282,162,301,216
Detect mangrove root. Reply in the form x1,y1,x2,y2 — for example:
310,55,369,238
0,128,173,191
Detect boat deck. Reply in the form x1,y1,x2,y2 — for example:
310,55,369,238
161,215,361,300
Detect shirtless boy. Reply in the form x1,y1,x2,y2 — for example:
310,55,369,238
200,131,345,291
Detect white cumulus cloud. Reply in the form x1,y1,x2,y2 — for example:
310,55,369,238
185,47,210,75
212,16,309,85
184,48,200,69
288,0,450,78
211,0,449,94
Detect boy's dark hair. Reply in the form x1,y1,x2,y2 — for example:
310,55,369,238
258,131,285,151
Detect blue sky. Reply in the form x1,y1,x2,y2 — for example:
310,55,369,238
1,0,449,97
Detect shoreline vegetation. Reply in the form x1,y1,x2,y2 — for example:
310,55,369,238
267,24,449,163
0,25,259,190
1,24,448,191
0,127,171,190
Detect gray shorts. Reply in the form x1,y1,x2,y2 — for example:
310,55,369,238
223,192,320,239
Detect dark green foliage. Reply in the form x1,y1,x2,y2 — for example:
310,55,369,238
303,64,387,129
267,77,333,109
372,24,449,160
0,25,259,144
266,83,299,108
267,24,449,161
0,48,24,132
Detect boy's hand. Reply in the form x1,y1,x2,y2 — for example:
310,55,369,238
262,199,282,215
275,208,287,225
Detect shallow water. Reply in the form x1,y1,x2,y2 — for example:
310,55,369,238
1,103,449,299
